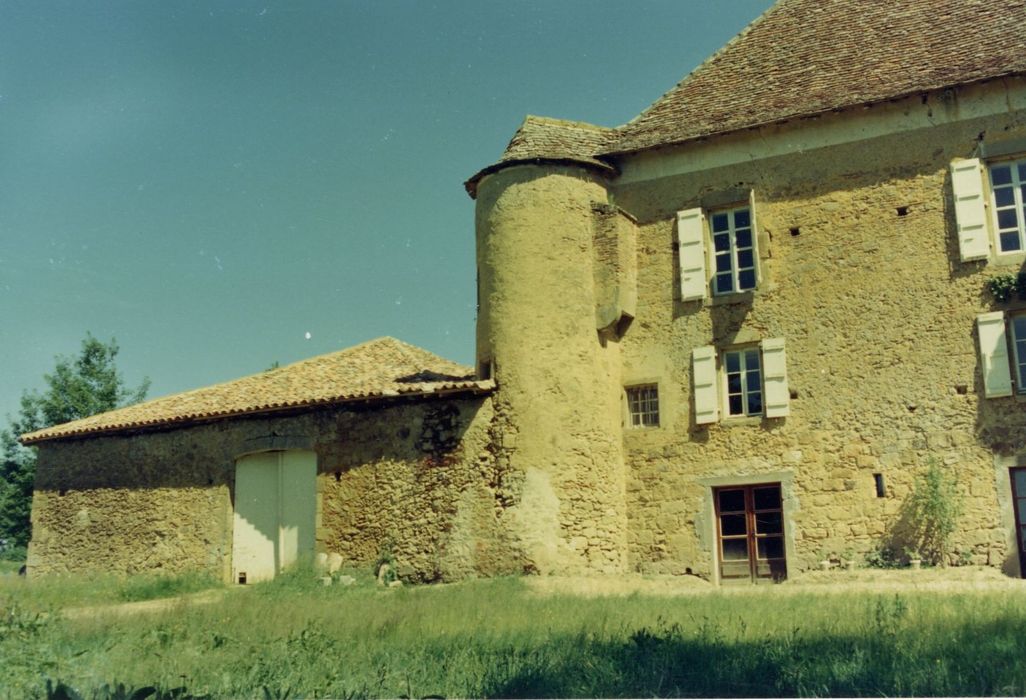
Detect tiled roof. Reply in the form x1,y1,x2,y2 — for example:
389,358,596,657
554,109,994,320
21,337,493,444
607,0,1026,154
465,116,616,196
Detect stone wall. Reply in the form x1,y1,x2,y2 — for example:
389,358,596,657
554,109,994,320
611,86,1026,579
28,395,522,581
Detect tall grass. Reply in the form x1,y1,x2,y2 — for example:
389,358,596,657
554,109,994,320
3,574,1026,697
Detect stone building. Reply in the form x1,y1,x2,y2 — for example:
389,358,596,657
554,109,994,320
23,0,1026,583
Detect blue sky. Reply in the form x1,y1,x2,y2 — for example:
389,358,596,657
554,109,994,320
0,0,772,422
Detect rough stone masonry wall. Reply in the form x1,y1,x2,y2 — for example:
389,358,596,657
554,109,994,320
611,89,1026,579
475,164,629,575
29,396,520,581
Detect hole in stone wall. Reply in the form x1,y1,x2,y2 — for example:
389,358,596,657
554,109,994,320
334,471,341,482
58,489,66,497
955,384,968,395
907,404,918,413
874,473,886,498
789,227,801,236
789,389,799,399
896,206,909,217
238,572,247,585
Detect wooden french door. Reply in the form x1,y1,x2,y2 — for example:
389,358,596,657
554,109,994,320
1010,468,1026,578
714,483,787,582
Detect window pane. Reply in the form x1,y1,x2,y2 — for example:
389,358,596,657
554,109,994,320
758,537,784,560
753,485,781,510
718,489,746,512
715,274,734,294
737,249,755,269
729,395,743,415
716,252,733,272
739,269,757,290
995,187,1015,207
711,213,729,232
722,538,749,561
1018,499,1026,524
725,352,741,373
747,392,762,415
998,208,1020,230
714,233,731,252
1016,470,1026,493
992,165,1012,185
1018,163,1026,181
1014,317,1026,339
727,373,742,393
1000,232,1021,252
733,208,751,228
720,513,747,536
735,228,753,248
744,349,760,368
746,370,762,391
756,512,782,534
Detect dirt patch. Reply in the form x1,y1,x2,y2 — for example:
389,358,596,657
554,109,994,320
63,588,236,619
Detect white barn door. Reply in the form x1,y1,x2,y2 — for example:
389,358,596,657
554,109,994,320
232,450,316,583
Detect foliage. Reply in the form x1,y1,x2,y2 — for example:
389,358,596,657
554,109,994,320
985,272,1026,302
906,461,964,566
0,334,149,547
4,576,1026,697
864,543,901,569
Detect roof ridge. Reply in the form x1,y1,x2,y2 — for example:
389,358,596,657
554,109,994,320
521,114,611,132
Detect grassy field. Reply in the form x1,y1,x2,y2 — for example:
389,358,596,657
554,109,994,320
3,569,1026,698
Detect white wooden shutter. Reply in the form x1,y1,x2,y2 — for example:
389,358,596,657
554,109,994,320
977,311,1013,398
692,345,719,424
951,159,990,262
677,208,707,301
761,337,790,418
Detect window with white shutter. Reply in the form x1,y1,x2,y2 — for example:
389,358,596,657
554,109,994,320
761,338,790,418
692,345,719,424
951,159,990,262
977,311,1013,398
678,208,707,301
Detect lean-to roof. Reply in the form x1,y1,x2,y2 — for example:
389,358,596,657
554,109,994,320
21,337,492,444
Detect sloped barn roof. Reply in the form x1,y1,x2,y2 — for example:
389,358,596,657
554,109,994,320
21,337,491,444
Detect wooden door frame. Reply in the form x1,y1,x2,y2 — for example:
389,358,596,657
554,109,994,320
713,482,787,583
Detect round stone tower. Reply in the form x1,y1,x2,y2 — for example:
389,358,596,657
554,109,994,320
473,162,628,574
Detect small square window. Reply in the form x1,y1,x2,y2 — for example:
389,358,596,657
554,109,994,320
988,159,1026,254
710,205,757,296
722,347,763,417
626,385,660,428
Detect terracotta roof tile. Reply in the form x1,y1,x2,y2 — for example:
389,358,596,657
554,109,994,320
607,0,1026,154
21,337,492,444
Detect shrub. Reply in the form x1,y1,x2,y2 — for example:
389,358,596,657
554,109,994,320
906,461,963,566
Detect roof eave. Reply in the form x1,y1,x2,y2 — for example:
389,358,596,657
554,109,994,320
20,380,496,446
602,72,1026,158
464,156,619,199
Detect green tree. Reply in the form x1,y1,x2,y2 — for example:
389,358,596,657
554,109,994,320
0,334,149,550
